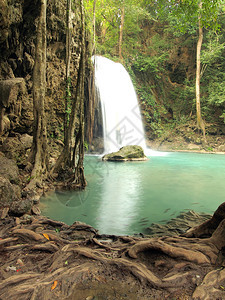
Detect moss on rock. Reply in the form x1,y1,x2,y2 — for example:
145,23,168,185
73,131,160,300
102,145,147,161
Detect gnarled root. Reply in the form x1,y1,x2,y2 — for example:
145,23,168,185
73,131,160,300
128,238,211,264
184,202,225,238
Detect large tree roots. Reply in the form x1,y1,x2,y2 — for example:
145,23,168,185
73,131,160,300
1,203,225,299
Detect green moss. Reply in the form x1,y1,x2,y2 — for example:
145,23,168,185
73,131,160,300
102,145,147,161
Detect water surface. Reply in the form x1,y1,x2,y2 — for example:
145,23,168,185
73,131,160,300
41,152,225,235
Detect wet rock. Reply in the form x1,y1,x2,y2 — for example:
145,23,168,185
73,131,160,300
2,136,23,160
218,145,225,152
12,184,21,199
0,176,19,206
9,198,32,216
1,115,10,134
19,133,33,150
0,78,26,107
102,145,147,161
31,205,41,215
2,134,32,163
23,52,34,72
0,155,20,184
88,137,104,154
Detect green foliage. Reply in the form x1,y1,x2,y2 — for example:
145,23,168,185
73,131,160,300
132,54,168,78
157,0,222,33
86,0,225,132
200,30,225,119
84,141,89,151
137,84,166,137
201,33,225,65
207,146,213,151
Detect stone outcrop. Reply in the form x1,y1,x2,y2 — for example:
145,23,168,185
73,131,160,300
9,198,33,216
0,1,83,205
2,134,33,163
0,176,18,207
0,0,82,140
0,154,21,207
0,154,20,184
102,145,147,161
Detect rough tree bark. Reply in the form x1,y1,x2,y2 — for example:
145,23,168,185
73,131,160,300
28,0,48,188
72,0,86,188
85,0,97,146
184,202,225,238
52,0,86,189
64,0,72,145
92,0,97,55
86,65,96,145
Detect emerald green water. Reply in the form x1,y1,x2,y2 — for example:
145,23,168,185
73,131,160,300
41,152,225,235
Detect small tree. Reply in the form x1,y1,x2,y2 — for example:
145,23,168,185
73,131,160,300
64,0,72,144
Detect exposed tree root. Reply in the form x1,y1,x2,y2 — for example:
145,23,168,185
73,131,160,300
128,238,212,264
12,228,45,242
1,203,225,299
184,201,225,238
192,268,225,300
0,237,18,246
31,241,59,252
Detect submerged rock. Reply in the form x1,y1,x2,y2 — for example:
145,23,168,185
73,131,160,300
102,145,147,161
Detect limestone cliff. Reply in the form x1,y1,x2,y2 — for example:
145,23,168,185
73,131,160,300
0,0,82,138
0,0,84,212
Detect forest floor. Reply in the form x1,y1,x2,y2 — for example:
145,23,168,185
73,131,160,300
1,205,225,300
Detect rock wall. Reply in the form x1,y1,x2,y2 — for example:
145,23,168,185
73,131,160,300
0,0,83,210
0,0,82,138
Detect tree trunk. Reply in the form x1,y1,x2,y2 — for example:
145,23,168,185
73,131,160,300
72,0,86,188
85,0,97,145
28,0,48,188
52,0,86,189
64,0,72,144
92,0,97,55
196,2,206,142
86,69,96,145
118,2,125,59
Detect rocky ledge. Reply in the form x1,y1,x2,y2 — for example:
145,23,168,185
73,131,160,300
102,145,147,161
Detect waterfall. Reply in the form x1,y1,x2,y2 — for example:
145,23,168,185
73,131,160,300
93,55,146,154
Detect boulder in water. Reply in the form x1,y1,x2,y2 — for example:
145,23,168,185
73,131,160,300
102,145,147,161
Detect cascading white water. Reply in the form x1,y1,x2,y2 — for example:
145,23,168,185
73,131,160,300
93,55,147,153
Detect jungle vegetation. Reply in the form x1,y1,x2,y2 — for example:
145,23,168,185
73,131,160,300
85,0,225,141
